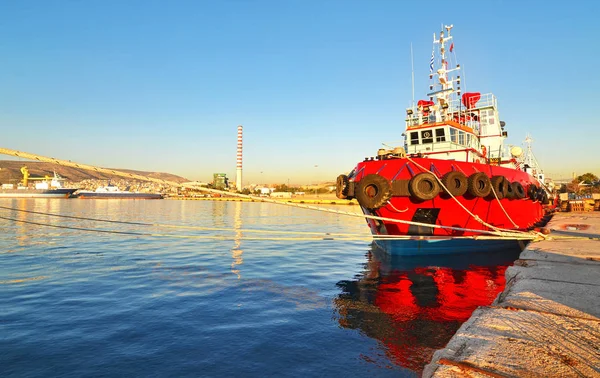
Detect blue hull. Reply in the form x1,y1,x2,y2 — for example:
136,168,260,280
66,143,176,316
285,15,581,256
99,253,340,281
374,237,528,256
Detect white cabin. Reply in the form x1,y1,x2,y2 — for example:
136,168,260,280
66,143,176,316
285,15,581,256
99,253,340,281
402,25,508,165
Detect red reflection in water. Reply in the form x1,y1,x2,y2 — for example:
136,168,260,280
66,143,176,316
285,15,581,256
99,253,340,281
335,250,513,373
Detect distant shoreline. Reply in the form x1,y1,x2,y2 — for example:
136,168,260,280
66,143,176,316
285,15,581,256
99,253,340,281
169,193,358,205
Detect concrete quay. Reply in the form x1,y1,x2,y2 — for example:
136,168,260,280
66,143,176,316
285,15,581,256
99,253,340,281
423,212,600,378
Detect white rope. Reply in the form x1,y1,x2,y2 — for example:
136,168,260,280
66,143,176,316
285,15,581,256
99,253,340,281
0,147,543,241
386,200,409,213
488,182,519,228
405,156,544,239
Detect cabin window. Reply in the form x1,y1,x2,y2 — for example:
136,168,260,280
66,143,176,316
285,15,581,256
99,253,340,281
480,113,487,125
421,130,433,144
435,128,446,142
410,132,419,145
450,128,457,143
458,131,466,145
465,134,471,146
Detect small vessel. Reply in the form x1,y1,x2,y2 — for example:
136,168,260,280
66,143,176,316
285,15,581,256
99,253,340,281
76,182,163,199
334,25,553,255
0,167,78,198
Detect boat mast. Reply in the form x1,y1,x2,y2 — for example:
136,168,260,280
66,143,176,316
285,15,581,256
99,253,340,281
524,135,541,172
429,24,455,122
411,43,415,108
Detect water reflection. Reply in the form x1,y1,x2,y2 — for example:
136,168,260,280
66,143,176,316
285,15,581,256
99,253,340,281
211,200,227,227
6,199,72,247
231,201,244,279
334,246,521,373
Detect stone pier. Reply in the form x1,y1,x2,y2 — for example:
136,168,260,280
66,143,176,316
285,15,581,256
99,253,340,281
423,212,600,377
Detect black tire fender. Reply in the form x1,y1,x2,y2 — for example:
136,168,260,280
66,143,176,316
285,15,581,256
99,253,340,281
408,172,440,201
336,174,350,199
355,174,392,210
505,180,516,199
528,184,538,200
511,182,526,199
467,172,491,198
441,171,468,197
490,175,509,200
537,189,550,204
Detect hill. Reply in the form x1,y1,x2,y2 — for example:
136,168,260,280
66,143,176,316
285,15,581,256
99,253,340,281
0,161,189,184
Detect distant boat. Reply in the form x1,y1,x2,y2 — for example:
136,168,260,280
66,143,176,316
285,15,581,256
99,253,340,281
0,167,78,198
75,183,163,199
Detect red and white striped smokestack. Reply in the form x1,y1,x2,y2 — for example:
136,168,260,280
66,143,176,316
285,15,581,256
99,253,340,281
236,125,243,191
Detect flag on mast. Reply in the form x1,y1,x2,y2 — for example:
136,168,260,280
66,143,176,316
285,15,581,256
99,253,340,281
450,42,454,52
429,49,434,73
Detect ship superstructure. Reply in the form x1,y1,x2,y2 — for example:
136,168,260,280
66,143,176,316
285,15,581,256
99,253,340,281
404,25,507,165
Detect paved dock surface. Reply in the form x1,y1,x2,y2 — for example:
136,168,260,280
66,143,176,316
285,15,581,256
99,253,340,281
423,212,600,378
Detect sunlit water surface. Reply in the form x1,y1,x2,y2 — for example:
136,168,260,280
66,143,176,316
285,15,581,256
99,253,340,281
0,199,520,377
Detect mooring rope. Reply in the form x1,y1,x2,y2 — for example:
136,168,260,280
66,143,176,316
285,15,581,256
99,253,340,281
0,147,543,241
488,184,520,228
0,205,542,241
0,205,365,237
405,156,543,239
0,214,542,241
0,215,373,241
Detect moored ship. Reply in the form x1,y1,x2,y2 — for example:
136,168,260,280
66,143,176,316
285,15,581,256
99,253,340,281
0,167,78,198
75,183,163,199
335,25,553,255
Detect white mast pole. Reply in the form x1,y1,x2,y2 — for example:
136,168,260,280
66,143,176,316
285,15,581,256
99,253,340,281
411,43,415,108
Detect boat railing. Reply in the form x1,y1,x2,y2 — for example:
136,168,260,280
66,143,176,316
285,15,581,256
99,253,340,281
405,92,497,125
450,92,497,112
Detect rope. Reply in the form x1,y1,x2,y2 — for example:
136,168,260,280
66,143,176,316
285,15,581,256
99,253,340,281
405,156,544,239
488,182,520,228
0,205,364,237
0,204,539,241
386,201,408,213
0,215,373,241
0,214,540,241
0,147,543,241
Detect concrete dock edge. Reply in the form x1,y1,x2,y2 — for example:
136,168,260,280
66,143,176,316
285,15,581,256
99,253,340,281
423,213,600,378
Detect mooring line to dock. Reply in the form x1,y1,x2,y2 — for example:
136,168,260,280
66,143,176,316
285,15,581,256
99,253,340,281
0,200,536,241
0,147,544,241
0,206,152,226
0,205,367,238
0,213,541,242
0,215,152,237
0,215,375,241
406,156,523,232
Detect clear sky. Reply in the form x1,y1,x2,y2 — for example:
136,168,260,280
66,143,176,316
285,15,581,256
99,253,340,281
1,1,598,185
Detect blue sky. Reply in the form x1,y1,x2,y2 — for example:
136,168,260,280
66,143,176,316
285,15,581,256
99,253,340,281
1,1,598,184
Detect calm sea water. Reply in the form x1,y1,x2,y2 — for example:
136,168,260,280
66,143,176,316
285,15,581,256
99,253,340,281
0,199,520,377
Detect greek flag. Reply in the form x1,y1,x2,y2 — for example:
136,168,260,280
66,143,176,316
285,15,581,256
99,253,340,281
429,50,434,73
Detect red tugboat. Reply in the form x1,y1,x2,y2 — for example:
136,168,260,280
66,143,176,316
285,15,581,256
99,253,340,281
335,25,553,255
